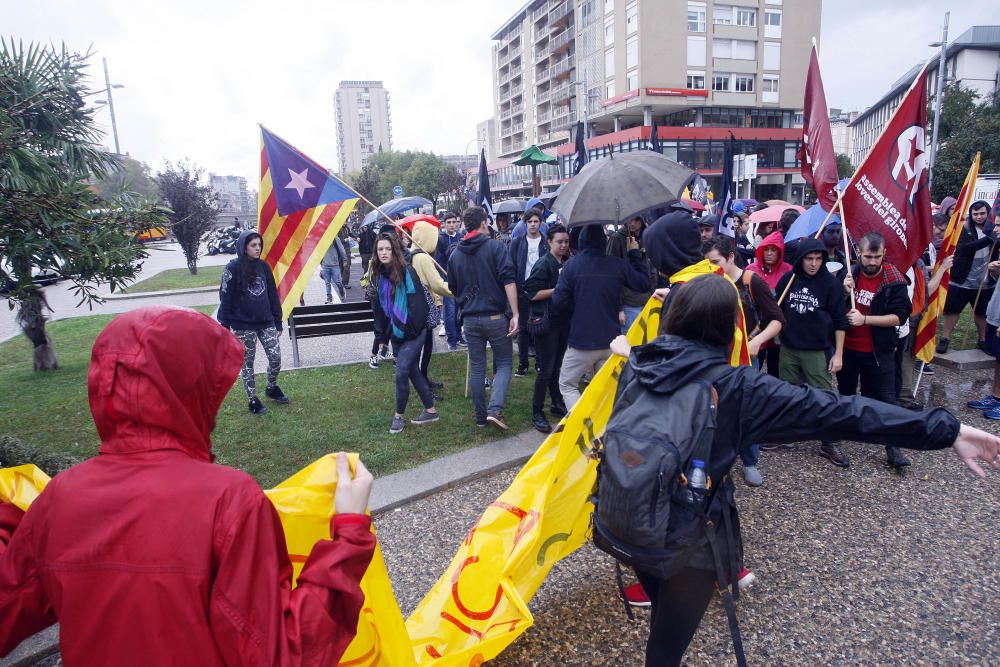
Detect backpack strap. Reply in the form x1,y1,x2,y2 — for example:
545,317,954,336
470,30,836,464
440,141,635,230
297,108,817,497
705,507,748,667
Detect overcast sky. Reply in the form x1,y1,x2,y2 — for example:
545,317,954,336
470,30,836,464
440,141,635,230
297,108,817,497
5,0,994,185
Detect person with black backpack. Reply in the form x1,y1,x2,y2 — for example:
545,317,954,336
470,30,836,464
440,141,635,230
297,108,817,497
598,273,1000,667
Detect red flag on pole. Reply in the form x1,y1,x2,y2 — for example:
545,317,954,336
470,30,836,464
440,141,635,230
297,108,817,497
797,43,839,211
840,62,933,270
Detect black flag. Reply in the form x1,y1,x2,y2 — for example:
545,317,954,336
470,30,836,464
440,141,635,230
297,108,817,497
717,133,737,237
647,119,661,153
476,148,494,220
573,121,588,175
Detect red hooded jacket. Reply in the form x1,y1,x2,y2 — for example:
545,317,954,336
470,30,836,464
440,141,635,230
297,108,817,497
0,306,375,665
746,231,793,293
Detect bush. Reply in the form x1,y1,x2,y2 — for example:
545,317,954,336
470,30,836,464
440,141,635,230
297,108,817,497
0,434,81,477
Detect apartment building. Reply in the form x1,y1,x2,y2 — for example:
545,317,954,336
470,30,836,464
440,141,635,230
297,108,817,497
491,0,820,201
829,108,858,159
208,173,254,216
334,81,393,174
849,25,1000,167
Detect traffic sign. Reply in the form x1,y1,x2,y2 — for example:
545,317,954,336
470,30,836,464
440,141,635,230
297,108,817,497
393,185,403,197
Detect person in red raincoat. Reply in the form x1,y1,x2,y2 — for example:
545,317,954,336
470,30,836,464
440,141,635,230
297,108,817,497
0,306,376,665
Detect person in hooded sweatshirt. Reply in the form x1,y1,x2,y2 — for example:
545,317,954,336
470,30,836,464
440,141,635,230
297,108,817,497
938,200,997,353
775,238,850,466
551,223,650,409
410,219,453,398
218,230,288,415
447,206,519,429
607,274,1000,667
0,306,377,666
746,230,793,377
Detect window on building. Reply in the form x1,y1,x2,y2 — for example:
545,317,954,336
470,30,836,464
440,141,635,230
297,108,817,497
763,76,779,93
713,5,733,24
627,69,638,91
605,80,616,98
605,48,615,77
687,35,706,66
626,1,638,33
626,35,638,68
687,71,705,89
713,38,732,59
765,10,782,37
580,0,595,25
763,41,780,69
712,73,730,91
604,0,614,14
735,75,754,92
604,16,614,45
736,8,756,27
688,2,706,32
733,40,755,59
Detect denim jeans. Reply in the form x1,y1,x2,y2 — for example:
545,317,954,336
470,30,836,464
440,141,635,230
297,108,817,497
320,265,345,301
442,296,461,347
533,322,569,413
394,329,434,414
464,314,513,421
621,305,644,335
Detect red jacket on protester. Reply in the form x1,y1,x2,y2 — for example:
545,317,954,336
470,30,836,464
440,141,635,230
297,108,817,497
0,306,375,665
745,230,793,293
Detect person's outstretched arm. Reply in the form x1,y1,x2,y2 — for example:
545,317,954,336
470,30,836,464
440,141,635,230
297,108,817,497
209,454,376,666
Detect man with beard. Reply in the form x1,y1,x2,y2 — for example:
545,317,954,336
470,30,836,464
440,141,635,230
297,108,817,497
840,232,913,470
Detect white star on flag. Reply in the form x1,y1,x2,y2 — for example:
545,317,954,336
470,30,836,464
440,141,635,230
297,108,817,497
285,167,315,198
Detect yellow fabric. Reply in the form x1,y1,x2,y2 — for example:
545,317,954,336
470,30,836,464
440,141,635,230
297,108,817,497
0,465,50,512
411,220,452,300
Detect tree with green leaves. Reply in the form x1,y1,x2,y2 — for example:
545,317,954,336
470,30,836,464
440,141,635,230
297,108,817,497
156,162,219,275
1,40,167,370
836,153,855,179
93,156,160,203
931,84,1000,201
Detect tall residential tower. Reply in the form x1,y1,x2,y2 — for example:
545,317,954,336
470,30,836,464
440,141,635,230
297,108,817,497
334,80,392,174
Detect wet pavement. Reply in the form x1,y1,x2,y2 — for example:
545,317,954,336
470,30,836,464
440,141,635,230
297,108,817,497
375,360,1000,666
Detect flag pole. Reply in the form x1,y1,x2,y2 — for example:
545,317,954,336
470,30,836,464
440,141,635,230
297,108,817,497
836,197,856,309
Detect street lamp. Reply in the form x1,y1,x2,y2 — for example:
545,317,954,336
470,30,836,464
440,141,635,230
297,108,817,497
94,58,124,155
569,78,589,140
928,12,949,190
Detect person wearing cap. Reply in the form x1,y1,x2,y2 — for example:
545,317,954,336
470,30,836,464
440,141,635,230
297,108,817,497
698,216,714,244
819,220,849,282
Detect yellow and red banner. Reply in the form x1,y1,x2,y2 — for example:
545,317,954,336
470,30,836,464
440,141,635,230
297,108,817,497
915,152,982,363
258,127,359,319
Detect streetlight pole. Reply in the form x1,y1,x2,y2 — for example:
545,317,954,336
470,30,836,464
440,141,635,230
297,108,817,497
570,76,589,140
929,11,949,191
102,58,121,155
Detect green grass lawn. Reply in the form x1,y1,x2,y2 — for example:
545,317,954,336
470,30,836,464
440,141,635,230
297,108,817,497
943,308,979,352
123,265,223,293
0,312,537,487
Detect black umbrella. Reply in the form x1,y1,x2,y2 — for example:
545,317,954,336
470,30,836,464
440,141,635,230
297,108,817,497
494,199,527,214
538,183,565,208
553,151,697,227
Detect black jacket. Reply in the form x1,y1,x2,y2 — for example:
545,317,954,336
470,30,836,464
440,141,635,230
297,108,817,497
552,225,651,350
950,201,997,286
217,230,282,331
509,232,549,289
775,238,849,351
607,231,656,308
523,251,567,325
622,335,960,571
447,232,516,318
849,261,911,356
372,266,429,342
358,225,377,255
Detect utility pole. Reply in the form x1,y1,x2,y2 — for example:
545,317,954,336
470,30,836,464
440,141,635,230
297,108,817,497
929,12,949,191
102,57,121,155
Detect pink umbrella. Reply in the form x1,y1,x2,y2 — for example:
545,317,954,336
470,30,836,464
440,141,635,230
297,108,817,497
749,204,805,224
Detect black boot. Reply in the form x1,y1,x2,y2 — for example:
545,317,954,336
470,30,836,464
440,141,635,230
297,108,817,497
532,412,552,434
265,385,289,404
886,446,911,469
248,396,269,415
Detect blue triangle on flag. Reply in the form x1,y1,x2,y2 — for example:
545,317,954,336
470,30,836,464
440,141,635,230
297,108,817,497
262,128,357,217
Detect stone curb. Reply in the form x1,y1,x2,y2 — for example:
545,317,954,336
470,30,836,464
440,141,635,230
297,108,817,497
0,430,544,665
105,285,219,300
931,348,996,371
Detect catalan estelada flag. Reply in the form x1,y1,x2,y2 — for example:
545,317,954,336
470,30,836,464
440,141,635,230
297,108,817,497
914,152,981,363
258,127,359,319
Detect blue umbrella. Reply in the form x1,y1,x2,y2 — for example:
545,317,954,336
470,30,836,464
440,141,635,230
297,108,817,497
361,196,433,227
784,204,841,242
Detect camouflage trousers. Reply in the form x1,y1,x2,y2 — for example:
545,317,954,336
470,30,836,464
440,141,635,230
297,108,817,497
232,326,281,400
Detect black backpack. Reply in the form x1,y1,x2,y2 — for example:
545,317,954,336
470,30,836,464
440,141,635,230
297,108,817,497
592,361,747,666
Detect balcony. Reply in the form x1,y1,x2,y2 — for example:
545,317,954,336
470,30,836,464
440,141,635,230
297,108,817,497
713,24,757,41
536,87,552,103
499,86,511,102
510,81,524,98
499,71,512,86
550,30,573,54
531,3,548,21
549,2,572,24
501,108,513,120
550,110,575,130
535,43,551,60
537,110,551,123
511,102,524,115
712,57,756,74
550,83,572,102
551,58,573,78
510,65,523,79
536,66,551,82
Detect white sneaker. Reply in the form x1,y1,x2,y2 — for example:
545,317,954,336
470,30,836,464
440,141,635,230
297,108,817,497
437,325,446,337
368,355,379,370
380,349,395,363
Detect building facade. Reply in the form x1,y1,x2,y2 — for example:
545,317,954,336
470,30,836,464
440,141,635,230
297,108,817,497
208,173,254,217
828,108,857,158
476,118,499,161
849,25,1000,167
489,0,819,200
334,81,393,174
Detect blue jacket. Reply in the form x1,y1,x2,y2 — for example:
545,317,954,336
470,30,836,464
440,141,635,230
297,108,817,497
217,230,283,331
447,232,516,318
552,226,651,349
508,232,549,290
436,230,462,267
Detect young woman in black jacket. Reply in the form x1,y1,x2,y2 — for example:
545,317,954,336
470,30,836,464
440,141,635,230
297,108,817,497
609,274,1000,667
371,234,439,434
523,224,571,433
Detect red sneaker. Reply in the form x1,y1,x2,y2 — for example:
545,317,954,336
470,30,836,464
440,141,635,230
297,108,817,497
738,567,756,590
623,582,650,607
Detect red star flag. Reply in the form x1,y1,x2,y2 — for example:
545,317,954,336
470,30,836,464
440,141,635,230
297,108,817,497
258,127,359,319
840,62,932,270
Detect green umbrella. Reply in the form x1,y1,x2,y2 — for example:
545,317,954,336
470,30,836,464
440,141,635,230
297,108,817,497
513,145,558,197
